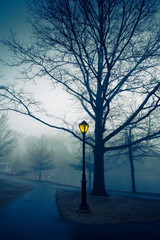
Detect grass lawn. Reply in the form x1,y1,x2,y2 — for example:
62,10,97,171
0,178,32,209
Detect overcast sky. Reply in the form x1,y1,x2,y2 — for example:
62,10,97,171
0,0,26,38
0,0,77,137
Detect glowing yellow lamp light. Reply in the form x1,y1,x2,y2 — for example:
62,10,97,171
79,121,89,134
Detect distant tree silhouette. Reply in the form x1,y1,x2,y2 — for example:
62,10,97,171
69,144,94,189
26,136,55,181
107,113,160,193
0,113,19,161
1,0,160,195
124,120,160,193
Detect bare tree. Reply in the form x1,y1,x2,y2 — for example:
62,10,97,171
1,0,160,195
109,112,160,193
124,118,160,193
0,113,19,160
26,136,55,181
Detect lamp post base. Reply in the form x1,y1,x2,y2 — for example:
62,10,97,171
77,202,91,213
77,207,91,213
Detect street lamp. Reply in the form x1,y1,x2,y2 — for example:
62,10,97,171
77,120,90,212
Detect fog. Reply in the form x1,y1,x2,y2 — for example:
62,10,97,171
1,131,159,194
0,0,160,196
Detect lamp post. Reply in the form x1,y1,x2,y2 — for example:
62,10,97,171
78,120,90,212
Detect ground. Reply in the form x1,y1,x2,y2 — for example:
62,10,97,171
1,175,160,224
57,189,160,224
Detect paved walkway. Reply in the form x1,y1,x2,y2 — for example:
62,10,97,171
0,176,160,240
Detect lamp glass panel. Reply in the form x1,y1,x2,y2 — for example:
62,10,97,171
79,121,89,133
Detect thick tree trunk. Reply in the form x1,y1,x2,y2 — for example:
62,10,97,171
91,147,108,196
91,111,109,196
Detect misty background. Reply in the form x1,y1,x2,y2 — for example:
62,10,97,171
0,0,160,194
1,118,160,193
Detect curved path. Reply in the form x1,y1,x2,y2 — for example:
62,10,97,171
0,176,160,240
